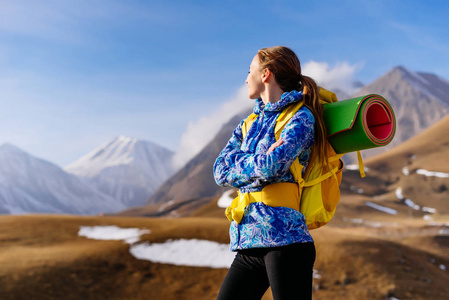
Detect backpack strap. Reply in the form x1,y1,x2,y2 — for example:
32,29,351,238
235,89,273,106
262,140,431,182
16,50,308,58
356,150,366,178
241,113,258,138
274,101,305,139
274,101,306,194
303,154,344,187
242,99,305,140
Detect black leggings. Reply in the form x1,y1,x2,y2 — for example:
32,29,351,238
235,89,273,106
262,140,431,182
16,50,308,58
217,242,316,300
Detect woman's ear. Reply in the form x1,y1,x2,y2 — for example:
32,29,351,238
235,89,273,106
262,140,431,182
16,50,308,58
261,68,271,83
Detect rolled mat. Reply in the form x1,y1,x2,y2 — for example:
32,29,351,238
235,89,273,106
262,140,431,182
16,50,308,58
323,94,396,154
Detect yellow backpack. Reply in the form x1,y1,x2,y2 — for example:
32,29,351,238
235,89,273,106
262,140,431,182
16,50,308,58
238,88,344,230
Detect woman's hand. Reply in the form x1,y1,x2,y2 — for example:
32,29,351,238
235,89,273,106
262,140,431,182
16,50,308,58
267,139,284,154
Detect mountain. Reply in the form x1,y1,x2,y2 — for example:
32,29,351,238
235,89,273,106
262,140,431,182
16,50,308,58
0,144,125,215
65,136,175,207
350,66,449,160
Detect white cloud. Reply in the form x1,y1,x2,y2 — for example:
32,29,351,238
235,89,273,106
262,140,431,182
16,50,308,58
172,85,252,169
302,61,363,95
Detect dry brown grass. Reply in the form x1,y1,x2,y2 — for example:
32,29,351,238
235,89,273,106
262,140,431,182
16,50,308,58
0,215,230,300
1,214,448,300
365,114,449,173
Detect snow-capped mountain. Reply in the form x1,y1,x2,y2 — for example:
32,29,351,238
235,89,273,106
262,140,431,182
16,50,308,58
65,136,175,207
0,144,125,215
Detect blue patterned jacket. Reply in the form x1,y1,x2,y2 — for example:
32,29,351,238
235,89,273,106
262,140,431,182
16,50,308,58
213,90,315,250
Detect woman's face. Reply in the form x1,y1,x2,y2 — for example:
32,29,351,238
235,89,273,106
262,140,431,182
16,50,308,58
246,55,265,99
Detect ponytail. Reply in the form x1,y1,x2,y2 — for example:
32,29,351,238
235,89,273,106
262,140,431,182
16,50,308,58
301,75,328,167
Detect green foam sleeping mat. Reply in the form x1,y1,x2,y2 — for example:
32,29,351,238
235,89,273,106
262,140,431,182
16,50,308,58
323,94,396,154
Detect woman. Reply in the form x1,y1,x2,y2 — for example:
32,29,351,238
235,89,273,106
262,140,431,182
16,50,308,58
213,46,328,300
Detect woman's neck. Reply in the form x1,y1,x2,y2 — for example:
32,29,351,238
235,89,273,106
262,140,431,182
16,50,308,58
260,85,284,105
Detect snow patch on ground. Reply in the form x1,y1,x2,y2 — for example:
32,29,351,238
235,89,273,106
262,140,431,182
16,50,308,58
158,200,175,212
404,199,420,210
423,215,434,221
401,166,449,178
402,167,410,176
342,217,397,228
78,226,150,244
129,239,234,269
78,225,235,269
422,207,437,213
349,186,364,194
346,164,369,172
217,189,235,208
395,187,437,214
365,201,398,215
395,187,405,200
416,169,449,178
430,257,447,272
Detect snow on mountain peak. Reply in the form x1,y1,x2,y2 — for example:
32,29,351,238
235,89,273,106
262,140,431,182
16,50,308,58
65,135,173,177
64,136,175,207
65,136,137,177
0,143,26,155
116,135,138,144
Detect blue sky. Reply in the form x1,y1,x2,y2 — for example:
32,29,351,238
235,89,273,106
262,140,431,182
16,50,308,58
1,0,448,167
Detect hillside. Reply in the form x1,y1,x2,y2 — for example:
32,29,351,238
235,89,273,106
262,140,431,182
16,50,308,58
365,114,449,173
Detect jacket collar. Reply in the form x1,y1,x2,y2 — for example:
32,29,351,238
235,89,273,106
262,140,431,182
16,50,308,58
253,90,303,115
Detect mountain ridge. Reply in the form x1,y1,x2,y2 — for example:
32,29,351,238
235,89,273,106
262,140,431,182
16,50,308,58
65,135,175,207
